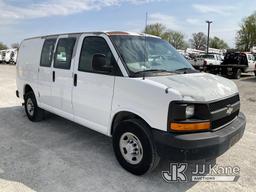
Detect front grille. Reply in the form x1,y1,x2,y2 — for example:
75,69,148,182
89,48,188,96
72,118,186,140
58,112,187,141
211,111,239,130
209,94,240,112
209,94,240,130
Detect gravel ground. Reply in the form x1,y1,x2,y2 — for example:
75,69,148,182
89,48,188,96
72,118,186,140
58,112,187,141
0,64,255,192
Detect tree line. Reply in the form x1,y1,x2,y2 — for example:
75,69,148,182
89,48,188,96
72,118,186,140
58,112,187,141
0,42,19,50
236,12,256,51
145,12,256,51
144,23,229,50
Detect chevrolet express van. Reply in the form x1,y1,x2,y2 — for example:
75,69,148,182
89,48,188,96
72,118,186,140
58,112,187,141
16,32,246,175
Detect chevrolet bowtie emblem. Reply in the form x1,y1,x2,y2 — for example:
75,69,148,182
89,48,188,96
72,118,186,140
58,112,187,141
226,105,234,115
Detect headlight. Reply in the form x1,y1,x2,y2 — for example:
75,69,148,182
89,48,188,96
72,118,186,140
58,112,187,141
168,102,211,132
185,105,195,118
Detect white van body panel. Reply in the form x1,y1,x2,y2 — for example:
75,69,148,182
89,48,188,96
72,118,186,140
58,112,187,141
111,77,182,133
148,73,238,101
17,38,44,100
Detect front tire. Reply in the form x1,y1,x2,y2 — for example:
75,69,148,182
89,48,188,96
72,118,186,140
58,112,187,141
24,91,44,122
113,119,160,175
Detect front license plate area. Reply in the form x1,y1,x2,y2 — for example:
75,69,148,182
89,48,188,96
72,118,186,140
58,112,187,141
229,133,240,147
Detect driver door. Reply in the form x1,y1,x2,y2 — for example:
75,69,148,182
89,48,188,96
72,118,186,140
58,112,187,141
72,35,120,134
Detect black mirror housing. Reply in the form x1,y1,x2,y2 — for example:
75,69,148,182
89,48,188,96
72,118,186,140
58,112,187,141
92,54,113,73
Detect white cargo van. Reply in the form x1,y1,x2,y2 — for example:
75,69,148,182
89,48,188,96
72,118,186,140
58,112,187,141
16,32,246,175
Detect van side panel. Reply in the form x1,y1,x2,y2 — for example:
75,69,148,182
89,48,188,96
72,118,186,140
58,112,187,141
111,77,182,134
16,38,44,101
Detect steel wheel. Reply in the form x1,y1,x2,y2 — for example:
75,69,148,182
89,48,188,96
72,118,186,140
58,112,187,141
119,132,143,165
26,98,35,116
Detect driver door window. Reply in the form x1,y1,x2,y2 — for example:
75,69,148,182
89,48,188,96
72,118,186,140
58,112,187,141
78,36,119,75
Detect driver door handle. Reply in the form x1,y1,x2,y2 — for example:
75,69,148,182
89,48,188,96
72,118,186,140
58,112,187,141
52,71,55,82
74,73,77,87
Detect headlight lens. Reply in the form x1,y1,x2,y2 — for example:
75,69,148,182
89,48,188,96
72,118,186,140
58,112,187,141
185,105,195,118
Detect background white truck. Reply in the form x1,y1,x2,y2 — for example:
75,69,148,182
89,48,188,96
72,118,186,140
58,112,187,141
0,48,18,64
191,53,223,70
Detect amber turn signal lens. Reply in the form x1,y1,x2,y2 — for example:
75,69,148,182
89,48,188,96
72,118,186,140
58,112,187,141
170,122,210,132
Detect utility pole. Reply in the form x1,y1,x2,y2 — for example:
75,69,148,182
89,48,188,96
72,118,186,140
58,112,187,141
206,20,213,54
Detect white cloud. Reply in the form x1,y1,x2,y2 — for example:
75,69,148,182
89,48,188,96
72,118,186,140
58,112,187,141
0,0,162,21
186,18,201,25
148,13,181,30
193,4,236,15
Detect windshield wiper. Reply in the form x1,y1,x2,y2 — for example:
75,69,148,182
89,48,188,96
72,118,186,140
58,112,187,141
174,67,196,74
134,69,170,74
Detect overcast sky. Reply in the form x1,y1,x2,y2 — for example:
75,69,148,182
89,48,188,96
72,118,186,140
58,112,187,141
0,0,255,48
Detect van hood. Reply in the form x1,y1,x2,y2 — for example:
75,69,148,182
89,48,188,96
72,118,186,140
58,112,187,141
147,73,238,102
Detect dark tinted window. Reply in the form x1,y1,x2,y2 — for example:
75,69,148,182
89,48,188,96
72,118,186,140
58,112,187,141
40,39,56,67
54,38,76,69
79,37,117,74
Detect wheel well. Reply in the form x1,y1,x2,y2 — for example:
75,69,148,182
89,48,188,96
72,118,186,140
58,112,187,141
23,84,33,98
111,111,148,135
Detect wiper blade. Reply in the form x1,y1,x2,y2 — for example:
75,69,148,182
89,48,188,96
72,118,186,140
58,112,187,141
175,67,192,71
174,67,197,74
134,69,170,74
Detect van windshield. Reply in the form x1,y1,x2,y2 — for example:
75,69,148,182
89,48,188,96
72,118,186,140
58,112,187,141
110,35,193,75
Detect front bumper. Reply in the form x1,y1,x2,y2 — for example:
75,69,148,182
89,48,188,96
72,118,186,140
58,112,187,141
152,112,246,161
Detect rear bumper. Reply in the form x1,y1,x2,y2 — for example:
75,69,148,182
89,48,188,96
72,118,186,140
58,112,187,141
152,112,246,161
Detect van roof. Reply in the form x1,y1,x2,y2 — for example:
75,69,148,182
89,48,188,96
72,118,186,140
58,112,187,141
23,31,160,41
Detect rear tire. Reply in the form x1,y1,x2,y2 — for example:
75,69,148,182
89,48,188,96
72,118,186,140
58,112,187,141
113,119,160,175
233,69,241,79
24,91,44,122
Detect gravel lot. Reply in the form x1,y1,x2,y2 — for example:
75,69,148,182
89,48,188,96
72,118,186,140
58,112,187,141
0,64,255,192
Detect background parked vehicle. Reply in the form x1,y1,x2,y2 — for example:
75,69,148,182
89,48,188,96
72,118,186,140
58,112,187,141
206,52,256,79
9,48,18,64
201,54,223,66
0,50,3,63
0,50,6,63
189,53,223,71
0,48,18,64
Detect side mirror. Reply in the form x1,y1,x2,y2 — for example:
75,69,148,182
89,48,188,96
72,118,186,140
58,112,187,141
92,54,113,73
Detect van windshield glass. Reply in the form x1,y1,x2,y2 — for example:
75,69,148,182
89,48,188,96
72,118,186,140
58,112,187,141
110,35,193,74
